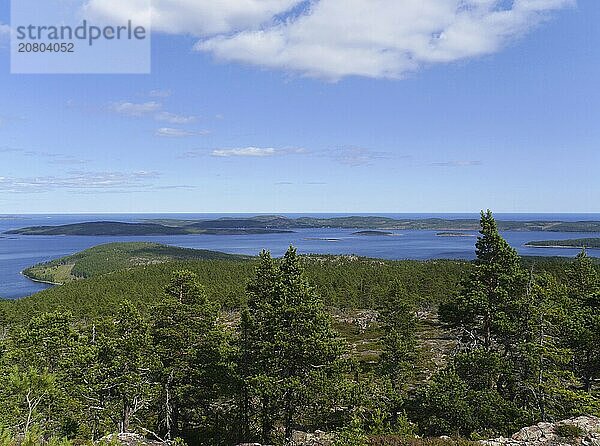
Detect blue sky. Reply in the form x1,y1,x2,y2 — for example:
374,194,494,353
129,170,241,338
0,0,598,213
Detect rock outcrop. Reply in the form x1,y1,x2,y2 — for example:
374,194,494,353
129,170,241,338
236,430,334,446
482,416,600,446
100,433,171,446
290,430,334,446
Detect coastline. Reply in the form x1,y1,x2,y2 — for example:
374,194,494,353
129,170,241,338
20,270,63,286
525,244,600,250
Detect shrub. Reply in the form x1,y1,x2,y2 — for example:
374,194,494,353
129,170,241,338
555,424,585,439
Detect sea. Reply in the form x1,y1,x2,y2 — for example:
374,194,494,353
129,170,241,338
1,213,599,300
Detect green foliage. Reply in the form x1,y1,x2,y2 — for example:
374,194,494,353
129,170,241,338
0,217,599,444
151,270,234,443
429,212,598,437
240,247,346,444
563,249,600,394
526,238,600,249
3,255,471,325
439,210,528,352
23,242,249,283
554,424,585,439
93,301,156,434
379,282,418,390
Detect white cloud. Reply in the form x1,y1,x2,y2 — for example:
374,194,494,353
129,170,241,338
83,0,303,35
155,127,207,137
211,146,306,157
156,112,197,124
212,147,278,157
82,0,574,80
110,101,162,116
195,0,575,80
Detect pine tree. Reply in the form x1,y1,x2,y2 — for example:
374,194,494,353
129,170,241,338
565,249,600,393
514,274,580,421
151,270,232,442
3,312,87,437
440,210,527,354
93,301,155,433
379,281,417,391
241,247,344,444
434,210,532,434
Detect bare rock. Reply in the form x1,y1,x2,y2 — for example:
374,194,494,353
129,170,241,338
482,416,600,446
290,430,335,446
100,433,170,446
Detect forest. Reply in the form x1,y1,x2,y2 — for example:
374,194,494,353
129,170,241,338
0,211,598,446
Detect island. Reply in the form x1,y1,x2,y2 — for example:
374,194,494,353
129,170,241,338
436,232,477,237
6,221,295,236
525,238,600,249
6,215,600,236
352,230,393,236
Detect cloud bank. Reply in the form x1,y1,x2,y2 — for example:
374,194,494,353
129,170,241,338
84,0,574,79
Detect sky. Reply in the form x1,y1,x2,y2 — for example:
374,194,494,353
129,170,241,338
0,0,598,214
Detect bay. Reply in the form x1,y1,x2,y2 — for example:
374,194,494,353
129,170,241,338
1,213,599,300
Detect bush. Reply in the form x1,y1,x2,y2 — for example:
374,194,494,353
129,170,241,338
555,424,585,439
367,437,479,446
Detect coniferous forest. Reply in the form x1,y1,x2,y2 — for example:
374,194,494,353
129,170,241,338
0,211,598,445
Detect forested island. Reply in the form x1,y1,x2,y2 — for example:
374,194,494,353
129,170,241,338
436,232,477,237
6,215,600,236
352,230,394,236
0,211,599,446
526,238,600,249
5,221,294,236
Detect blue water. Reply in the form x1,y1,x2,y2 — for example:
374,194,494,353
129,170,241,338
1,213,599,300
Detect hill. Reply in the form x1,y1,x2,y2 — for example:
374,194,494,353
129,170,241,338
5,252,472,324
22,242,251,284
7,216,600,236
6,221,294,236
148,215,600,232
8,247,581,325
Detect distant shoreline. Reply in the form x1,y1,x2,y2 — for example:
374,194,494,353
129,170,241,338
7,216,600,236
525,244,600,250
